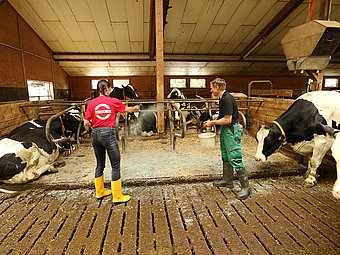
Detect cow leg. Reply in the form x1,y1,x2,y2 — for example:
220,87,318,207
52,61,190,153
331,134,340,199
304,136,333,188
5,147,59,184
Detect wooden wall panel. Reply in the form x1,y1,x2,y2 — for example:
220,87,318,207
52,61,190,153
0,2,20,48
69,75,308,100
0,2,70,102
0,45,24,87
0,101,67,137
19,17,51,59
53,62,70,89
23,53,53,81
248,97,295,136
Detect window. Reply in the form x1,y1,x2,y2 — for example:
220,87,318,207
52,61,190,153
170,78,186,88
27,80,54,101
91,79,108,89
324,78,338,88
113,79,129,88
190,78,206,88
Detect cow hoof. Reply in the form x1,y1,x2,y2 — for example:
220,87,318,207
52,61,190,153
303,171,310,179
53,161,66,168
332,190,340,199
303,180,316,188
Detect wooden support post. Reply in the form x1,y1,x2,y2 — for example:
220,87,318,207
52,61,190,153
155,0,164,134
316,72,324,91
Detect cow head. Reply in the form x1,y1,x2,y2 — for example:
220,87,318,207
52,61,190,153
110,84,138,100
167,88,186,100
123,84,138,99
255,125,284,162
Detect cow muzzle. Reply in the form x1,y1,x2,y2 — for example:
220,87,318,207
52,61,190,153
255,154,266,162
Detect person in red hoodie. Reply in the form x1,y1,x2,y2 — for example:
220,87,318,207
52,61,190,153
84,80,140,203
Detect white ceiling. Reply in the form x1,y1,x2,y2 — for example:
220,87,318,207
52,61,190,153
7,0,340,77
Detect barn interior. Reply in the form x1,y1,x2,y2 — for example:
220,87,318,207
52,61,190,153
1,1,340,254
0,1,339,171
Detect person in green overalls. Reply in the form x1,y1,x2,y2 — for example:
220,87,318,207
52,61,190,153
206,78,250,200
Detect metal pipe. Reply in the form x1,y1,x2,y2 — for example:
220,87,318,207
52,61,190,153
45,105,78,147
247,80,273,131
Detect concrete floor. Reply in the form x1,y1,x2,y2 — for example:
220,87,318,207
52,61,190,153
9,130,308,190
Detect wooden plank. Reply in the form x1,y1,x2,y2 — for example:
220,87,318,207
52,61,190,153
45,22,79,52
243,0,277,26
199,24,225,53
107,0,127,22
251,89,293,98
9,0,56,41
216,0,257,44
143,22,149,52
73,41,92,52
190,0,224,43
67,0,92,21
78,22,105,52
173,23,195,53
27,0,58,21
112,23,131,52
182,0,205,23
46,41,65,52
102,41,118,53
163,0,187,43
86,0,116,42
209,43,226,54
185,42,201,54
126,0,144,42
130,41,144,52
222,25,254,54
214,0,242,25
156,0,164,133
48,0,85,41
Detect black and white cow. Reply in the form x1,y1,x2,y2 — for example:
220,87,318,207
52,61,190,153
255,91,340,199
110,84,138,100
129,104,158,137
0,116,81,184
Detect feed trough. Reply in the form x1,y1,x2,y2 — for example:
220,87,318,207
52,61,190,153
281,20,340,71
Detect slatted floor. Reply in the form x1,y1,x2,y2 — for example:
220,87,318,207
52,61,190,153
0,176,339,255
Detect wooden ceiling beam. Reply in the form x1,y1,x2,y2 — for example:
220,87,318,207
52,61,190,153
148,0,170,60
240,0,304,60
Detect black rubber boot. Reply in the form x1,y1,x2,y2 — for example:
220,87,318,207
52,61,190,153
213,163,234,188
236,168,250,200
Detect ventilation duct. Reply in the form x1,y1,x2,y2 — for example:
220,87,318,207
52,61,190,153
281,20,340,71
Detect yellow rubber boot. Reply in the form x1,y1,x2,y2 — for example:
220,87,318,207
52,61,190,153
111,179,131,203
94,176,112,199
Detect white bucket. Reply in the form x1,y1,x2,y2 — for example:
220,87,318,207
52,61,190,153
198,132,216,148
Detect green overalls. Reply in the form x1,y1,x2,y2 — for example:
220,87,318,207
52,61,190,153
218,91,244,171
220,124,244,170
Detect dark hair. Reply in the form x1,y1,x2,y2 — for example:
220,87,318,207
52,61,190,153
210,78,226,89
97,80,111,95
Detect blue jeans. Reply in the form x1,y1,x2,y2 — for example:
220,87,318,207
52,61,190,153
91,127,121,181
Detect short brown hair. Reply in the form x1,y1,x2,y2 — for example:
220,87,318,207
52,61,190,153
210,78,226,89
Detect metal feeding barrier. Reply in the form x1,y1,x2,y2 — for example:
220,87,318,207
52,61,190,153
117,97,258,151
20,102,86,152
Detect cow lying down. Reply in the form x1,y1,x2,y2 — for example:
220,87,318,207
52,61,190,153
0,119,76,184
255,91,340,199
